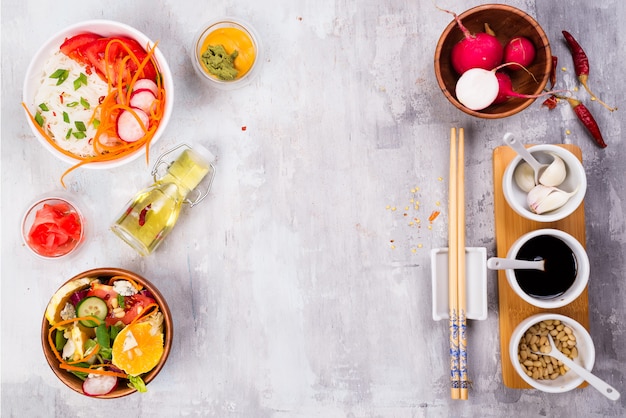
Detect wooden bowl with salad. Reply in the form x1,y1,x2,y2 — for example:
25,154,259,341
434,4,552,119
22,20,174,183
41,267,172,398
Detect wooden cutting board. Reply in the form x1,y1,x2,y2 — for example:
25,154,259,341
492,144,589,388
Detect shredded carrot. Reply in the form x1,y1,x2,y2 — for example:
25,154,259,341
47,316,102,363
107,274,144,291
130,302,160,326
60,363,128,379
23,37,167,188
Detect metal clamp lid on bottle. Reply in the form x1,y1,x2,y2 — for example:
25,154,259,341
151,143,216,207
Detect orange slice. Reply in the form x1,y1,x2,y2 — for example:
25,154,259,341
111,321,163,376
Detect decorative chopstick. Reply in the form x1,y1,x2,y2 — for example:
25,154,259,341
448,127,468,400
457,128,468,400
448,128,460,399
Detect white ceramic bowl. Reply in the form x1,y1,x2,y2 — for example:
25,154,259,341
509,313,595,393
506,228,589,309
191,17,262,90
502,144,586,222
23,20,174,168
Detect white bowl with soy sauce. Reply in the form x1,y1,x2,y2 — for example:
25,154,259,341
505,229,589,309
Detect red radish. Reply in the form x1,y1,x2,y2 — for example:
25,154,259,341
493,71,559,103
82,374,118,396
132,78,159,96
465,69,565,108
455,68,499,110
442,8,503,75
117,108,149,143
129,89,157,113
503,37,536,70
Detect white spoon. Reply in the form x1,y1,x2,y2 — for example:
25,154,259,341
503,133,549,185
534,334,620,401
487,257,545,271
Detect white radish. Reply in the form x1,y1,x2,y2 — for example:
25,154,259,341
117,108,149,143
129,89,157,114
82,374,118,396
455,68,499,110
132,78,159,96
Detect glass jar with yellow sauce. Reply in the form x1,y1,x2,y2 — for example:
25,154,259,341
111,143,216,256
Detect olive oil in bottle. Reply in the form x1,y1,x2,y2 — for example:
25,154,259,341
111,144,215,255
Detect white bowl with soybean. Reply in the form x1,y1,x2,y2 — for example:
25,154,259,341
509,313,595,393
502,144,587,222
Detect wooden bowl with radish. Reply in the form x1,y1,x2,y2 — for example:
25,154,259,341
41,267,173,398
434,4,551,119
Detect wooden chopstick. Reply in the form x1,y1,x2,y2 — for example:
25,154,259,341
457,128,468,400
448,127,468,400
448,128,460,399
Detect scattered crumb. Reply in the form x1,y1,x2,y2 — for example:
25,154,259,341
566,129,571,135
241,126,247,131
428,210,441,223
561,67,567,72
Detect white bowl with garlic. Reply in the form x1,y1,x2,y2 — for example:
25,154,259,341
502,144,587,222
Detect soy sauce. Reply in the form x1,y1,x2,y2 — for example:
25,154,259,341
515,235,577,299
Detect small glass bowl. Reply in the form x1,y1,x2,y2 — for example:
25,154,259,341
21,194,87,259
191,17,263,90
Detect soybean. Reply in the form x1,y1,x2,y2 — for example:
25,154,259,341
517,319,581,381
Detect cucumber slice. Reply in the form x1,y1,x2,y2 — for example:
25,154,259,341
76,296,108,327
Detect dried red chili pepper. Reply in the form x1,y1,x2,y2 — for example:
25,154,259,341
138,204,152,226
567,98,607,148
562,31,616,112
542,95,558,110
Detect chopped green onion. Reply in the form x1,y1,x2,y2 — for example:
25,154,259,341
66,101,79,108
49,69,69,85
66,128,72,139
63,111,70,123
74,121,87,132
38,103,49,111
34,112,44,127
80,97,90,109
117,294,125,309
72,131,87,139
73,73,88,90
93,119,100,129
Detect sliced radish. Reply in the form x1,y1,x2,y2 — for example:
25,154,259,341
117,108,149,143
129,89,157,113
455,68,499,111
133,78,158,96
82,374,118,396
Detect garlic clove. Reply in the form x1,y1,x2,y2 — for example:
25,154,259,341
538,153,567,187
527,184,556,213
514,162,536,192
527,184,578,214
